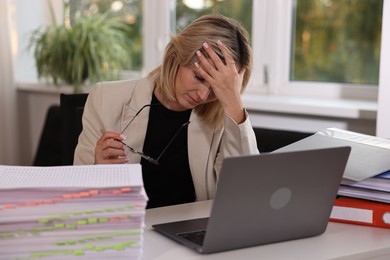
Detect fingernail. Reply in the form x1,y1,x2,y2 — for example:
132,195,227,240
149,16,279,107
196,50,202,57
194,62,200,68
217,40,222,45
203,42,209,49
120,134,126,140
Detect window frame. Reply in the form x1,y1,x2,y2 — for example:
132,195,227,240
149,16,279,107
246,0,379,101
13,0,382,103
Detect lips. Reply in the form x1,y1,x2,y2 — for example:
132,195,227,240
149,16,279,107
187,94,199,106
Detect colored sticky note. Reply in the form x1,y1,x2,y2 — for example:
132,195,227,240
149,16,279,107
87,218,98,224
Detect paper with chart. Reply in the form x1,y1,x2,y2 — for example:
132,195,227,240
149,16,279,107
0,164,147,260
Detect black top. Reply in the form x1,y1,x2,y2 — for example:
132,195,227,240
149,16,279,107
141,94,195,208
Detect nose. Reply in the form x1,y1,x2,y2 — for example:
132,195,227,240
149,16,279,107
196,85,210,102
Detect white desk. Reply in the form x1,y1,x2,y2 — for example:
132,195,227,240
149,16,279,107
142,200,390,260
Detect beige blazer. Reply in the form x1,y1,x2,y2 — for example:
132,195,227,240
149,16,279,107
74,76,259,200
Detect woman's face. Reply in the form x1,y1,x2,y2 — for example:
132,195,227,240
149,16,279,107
171,65,217,111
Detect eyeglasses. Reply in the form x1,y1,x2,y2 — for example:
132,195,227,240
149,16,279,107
120,104,191,165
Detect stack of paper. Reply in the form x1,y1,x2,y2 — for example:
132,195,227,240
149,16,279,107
339,170,390,203
0,164,147,259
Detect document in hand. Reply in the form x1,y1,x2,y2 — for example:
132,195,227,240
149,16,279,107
273,127,390,181
0,164,147,260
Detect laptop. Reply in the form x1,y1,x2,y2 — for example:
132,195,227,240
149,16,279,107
152,146,351,254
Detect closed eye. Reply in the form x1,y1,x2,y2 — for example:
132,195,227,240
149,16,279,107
194,74,205,82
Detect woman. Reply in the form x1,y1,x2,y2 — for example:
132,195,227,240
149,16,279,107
74,14,259,208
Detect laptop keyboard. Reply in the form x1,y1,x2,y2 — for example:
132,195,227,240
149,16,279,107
177,230,206,246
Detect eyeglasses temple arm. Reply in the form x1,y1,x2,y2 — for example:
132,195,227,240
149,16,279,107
155,121,191,162
121,104,161,134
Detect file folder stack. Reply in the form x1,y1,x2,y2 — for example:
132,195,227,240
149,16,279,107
274,128,390,228
338,170,390,203
331,170,390,228
330,131,390,229
0,164,147,259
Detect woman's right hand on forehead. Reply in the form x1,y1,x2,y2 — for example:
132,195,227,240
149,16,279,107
194,40,246,124
95,131,128,164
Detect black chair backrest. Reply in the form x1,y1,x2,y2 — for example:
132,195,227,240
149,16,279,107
60,93,88,165
253,127,313,153
33,105,62,166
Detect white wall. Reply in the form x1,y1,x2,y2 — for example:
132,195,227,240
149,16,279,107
0,0,18,165
11,0,63,82
377,0,390,138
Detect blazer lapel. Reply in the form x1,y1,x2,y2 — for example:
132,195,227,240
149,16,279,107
188,112,217,198
120,78,154,162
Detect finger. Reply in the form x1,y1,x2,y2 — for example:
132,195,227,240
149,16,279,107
101,131,125,141
216,40,236,67
105,139,125,151
194,52,218,86
202,42,225,69
105,158,128,164
196,48,217,75
103,146,127,158
97,132,125,149
95,144,128,164
96,157,128,164
194,59,214,84
95,131,127,162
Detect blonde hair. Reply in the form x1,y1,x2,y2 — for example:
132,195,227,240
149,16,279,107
149,14,252,128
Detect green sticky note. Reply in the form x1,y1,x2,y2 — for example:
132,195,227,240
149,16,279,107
73,250,84,256
84,244,95,250
115,244,124,251
66,224,76,229
87,218,98,224
38,218,49,223
55,223,65,228
77,220,87,225
99,218,108,223
1,232,14,238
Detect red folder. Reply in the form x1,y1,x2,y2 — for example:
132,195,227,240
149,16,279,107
330,197,390,228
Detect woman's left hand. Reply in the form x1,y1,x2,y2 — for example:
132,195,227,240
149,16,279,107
195,40,246,124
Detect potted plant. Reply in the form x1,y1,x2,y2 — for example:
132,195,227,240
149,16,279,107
29,10,132,93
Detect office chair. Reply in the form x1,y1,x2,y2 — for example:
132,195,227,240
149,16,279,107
33,105,62,166
60,93,89,165
253,127,313,153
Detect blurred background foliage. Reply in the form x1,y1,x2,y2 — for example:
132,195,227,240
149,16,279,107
68,0,252,72
69,0,143,71
292,0,383,84
68,0,383,85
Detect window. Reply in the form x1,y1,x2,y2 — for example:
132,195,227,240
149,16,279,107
174,0,252,36
253,0,383,100
15,0,386,103
291,0,383,85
